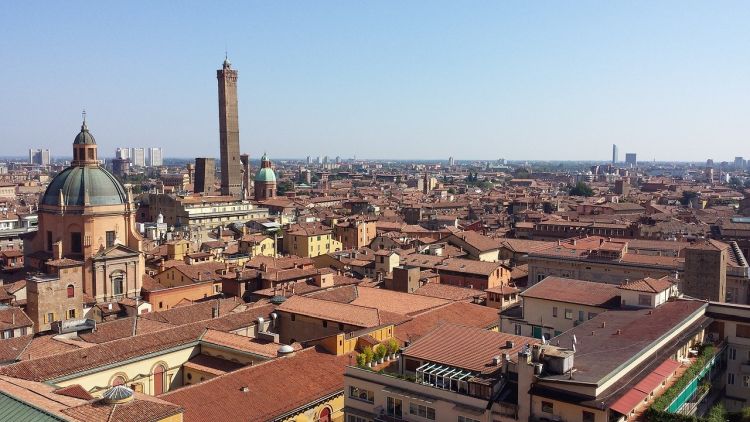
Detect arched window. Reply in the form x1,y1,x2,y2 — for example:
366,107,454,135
317,407,331,422
111,375,126,386
67,284,75,298
153,364,166,395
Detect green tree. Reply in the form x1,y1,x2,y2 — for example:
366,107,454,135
569,182,594,197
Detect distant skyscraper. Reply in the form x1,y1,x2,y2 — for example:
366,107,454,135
707,158,714,168
335,156,341,164
217,57,242,196
625,153,637,167
448,156,455,167
306,156,311,164
734,157,745,170
28,148,51,165
130,148,145,167
323,156,329,165
147,147,163,167
612,144,618,164
116,147,130,160
194,158,216,194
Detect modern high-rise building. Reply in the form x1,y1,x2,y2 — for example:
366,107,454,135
217,57,242,196
115,147,130,160
306,156,311,164
194,157,216,194
147,147,163,167
735,156,745,170
130,148,146,167
29,148,51,165
612,144,618,164
625,153,637,167
448,156,455,166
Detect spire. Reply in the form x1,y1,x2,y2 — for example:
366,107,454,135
81,109,88,130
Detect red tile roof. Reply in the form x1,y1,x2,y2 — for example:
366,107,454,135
161,347,353,422
403,323,537,372
521,276,621,308
394,302,499,344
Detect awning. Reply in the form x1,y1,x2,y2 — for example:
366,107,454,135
653,359,681,377
610,388,648,416
634,372,664,394
382,386,436,404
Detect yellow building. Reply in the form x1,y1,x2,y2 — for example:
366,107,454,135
239,233,276,257
283,225,342,258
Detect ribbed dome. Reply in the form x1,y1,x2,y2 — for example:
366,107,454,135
41,166,127,207
73,121,96,145
102,385,134,404
255,167,276,183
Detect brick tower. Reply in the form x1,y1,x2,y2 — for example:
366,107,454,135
217,56,242,196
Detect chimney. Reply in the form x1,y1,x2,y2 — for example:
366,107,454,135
52,241,63,260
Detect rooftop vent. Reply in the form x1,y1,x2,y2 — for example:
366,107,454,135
240,386,250,393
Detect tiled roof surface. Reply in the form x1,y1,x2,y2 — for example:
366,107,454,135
394,302,499,344
413,283,486,301
200,329,301,358
350,287,450,316
61,394,184,422
277,295,382,327
403,323,536,372
521,276,621,308
618,276,675,293
161,347,352,422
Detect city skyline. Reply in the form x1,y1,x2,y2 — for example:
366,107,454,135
2,1,750,161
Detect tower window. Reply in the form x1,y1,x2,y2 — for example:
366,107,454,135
67,284,75,298
47,231,53,251
106,231,116,248
87,149,94,159
71,232,82,253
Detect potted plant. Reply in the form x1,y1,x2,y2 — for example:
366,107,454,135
363,346,374,368
374,344,386,364
356,353,366,368
386,338,399,360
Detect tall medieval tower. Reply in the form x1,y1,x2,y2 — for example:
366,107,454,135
217,57,242,196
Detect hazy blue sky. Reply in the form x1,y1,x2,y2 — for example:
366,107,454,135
1,1,749,161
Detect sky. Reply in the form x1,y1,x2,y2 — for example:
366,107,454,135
1,1,749,161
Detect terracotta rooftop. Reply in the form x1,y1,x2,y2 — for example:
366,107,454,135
394,302,499,345
403,323,537,373
276,295,384,328
349,287,450,316
618,276,675,293
161,347,353,422
61,392,184,422
200,329,301,358
521,276,621,309
413,283,487,302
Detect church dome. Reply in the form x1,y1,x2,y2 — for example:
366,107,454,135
73,120,96,145
41,166,128,207
255,167,276,183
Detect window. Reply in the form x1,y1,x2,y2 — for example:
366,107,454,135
564,309,573,320
46,313,54,323
514,324,522,335
47,231,53,251
323,320,328,328
291,314,296,321
410,403,436,420
728,373,735,385
729,348,737,360
582,411,596,422
387,397,402,417
112,275,124,296
106,231,116,248
588,312,597,320
638,294,651,306
71,232,82,253
338,323,345,331
541,401,554,413
1,330,12,339
349,386,374,403
458,417,480,422
68,309,76,319
66,284,75,298
578,310,585,321
552,307,558,317
744,375,750,388
737,324,750,339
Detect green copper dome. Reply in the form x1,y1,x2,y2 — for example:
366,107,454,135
255,167,277,183
41,166,128,207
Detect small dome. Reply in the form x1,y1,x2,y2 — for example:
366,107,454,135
255,167,276,183
74,121,96,145
278,344,295,354
102,385,134,404
41,166,128,207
